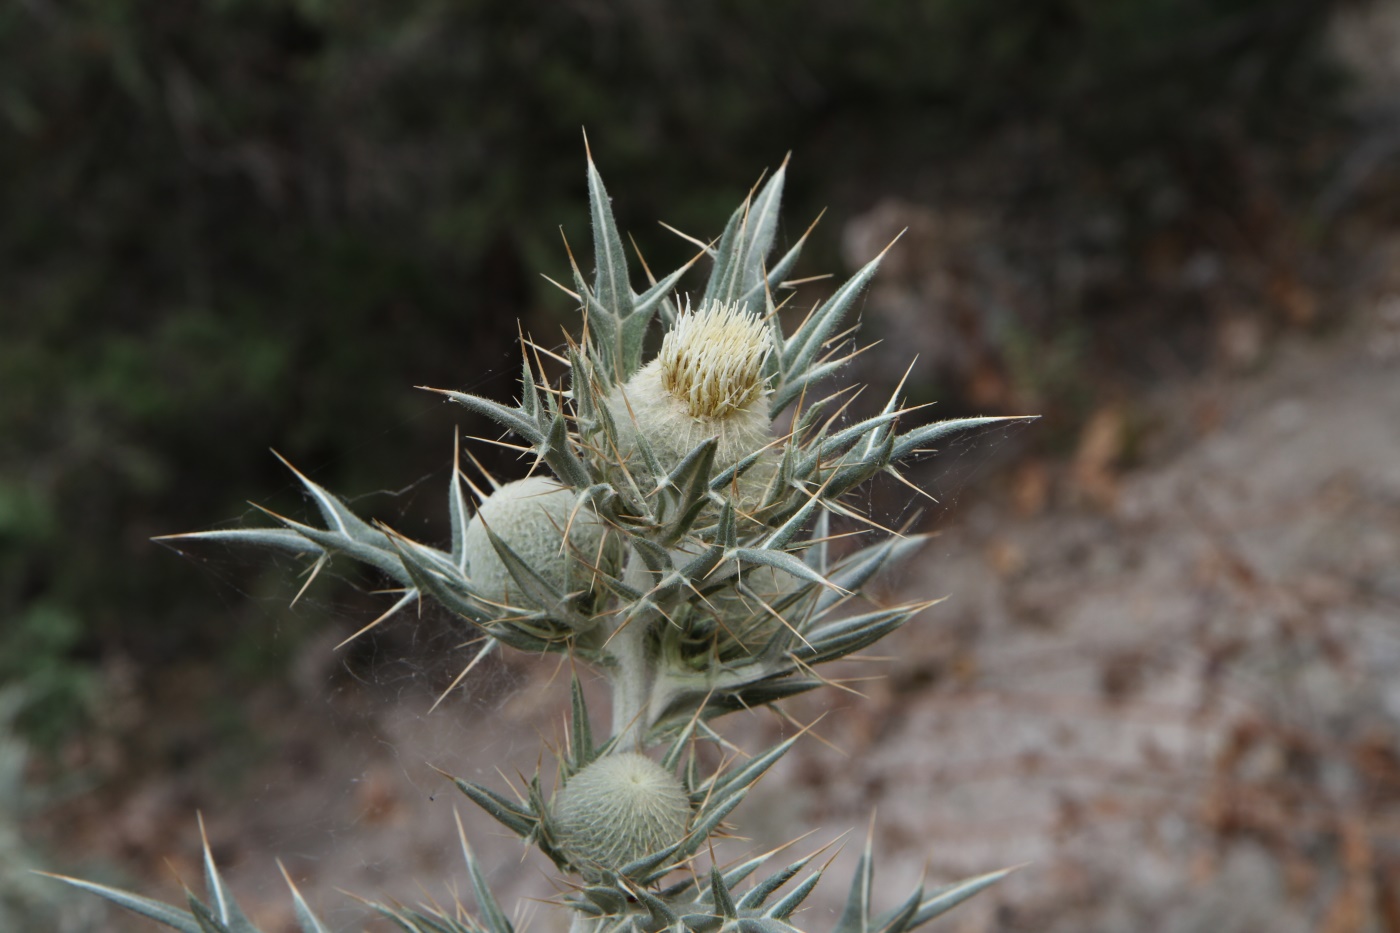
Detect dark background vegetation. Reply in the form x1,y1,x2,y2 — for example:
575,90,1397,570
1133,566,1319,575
1,0,1350,838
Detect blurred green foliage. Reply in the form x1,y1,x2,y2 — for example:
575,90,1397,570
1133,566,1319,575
0,0,1341,747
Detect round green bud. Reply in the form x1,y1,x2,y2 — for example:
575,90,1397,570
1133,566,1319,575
464,476,607,607
553,752,691,875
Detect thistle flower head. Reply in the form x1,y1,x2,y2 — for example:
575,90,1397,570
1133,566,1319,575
611,300,775,473
658,299,772,420
552,752,691,877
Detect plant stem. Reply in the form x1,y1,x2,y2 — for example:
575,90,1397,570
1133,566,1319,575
609,549,658,750
609,613,653,751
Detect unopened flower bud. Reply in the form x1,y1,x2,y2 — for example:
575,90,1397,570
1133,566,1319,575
464,476,607,607
552,752,691,875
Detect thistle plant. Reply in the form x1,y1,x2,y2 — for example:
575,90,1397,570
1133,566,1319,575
50,148,1030,932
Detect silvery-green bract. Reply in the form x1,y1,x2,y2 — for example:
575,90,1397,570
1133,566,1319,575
55,147,1029,933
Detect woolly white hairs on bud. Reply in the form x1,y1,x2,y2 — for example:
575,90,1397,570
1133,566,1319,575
611,299,777,474
659,299,772,420
552,752,691,877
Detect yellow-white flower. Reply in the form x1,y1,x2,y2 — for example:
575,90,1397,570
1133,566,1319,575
611,299,775,471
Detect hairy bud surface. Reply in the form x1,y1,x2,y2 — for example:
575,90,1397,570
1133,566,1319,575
553,752,691,875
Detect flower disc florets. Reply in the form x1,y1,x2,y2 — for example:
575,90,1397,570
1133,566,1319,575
659,299,772,420
552,752,692,877
612,300,775,473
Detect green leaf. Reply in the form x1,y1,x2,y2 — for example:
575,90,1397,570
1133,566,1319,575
765,870,824,920
678,543,725,584
272,518,409,587
906,867,1013,929
389,541,491,626
450,777,538,839
46,875,202,933
874,882,922,933
578,886,628,916
709,446,771,494
737,919,804,933
632,885,681,927
542,412,591,488
157,528,324,557
519,356,541,424
481,524,569,613
279,865,332,933
781,249,887,379
737,855,816,911
569,674,595,768
729,548,836,592
188,895,235,933
461,841,514,933
890,416,1035,464
429,389,546,446
794,606,920,665
704,161,787,311
634,258,695,320
710,867,739,919
833,834,874,933
449,449,472,575
587,150,634,321
762,212,818,296
759,491,821,552
705,734,798,803
814,535,929,618
769,357,850,420
273,452,386,548
200,825,258,933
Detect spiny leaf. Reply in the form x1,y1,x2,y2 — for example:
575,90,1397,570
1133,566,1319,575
481,524,569,613
873,882,922,933
890,415,1036,464
586,146,635,321
154,528,324,557
705,734,799,803
704,161,787,311
570,674,595,768
459,829,514,933
832,833,874,933
907,867,1015,929
43,875,201,933
632,885,681,927
449,777,538,839
542,412,591,488
737,854,817,911
814,535,930,618
765,870,824,920
423,388,546,446
200,817,257,933
634,255,698,320
729,549,837,593
781,245,891,379
761,209,822,299
618,302,656,379
793,605,924,665
770,357,850,419
272,451,384,547
737,919,805,933
710,867,739,919
187,896,235,933
278,863,332,933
